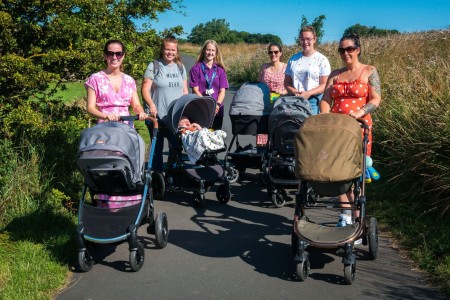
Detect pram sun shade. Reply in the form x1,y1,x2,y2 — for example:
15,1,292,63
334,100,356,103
165,94,216,134
77,121,145,194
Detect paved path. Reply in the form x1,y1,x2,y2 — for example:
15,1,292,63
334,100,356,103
56,55,444,300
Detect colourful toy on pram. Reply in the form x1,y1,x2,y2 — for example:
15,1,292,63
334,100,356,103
76,116,168,272
292,113,378,284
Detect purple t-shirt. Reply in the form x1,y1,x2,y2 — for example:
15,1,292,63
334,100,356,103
189,62,229,116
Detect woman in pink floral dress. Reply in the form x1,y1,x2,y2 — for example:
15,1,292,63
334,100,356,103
257,43,287,101
85,39,148,209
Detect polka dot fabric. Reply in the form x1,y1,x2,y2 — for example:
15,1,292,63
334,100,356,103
331,78,373,155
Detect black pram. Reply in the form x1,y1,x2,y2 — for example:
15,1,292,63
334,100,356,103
162,94,231,208
262,96,313,207
226,82,272,183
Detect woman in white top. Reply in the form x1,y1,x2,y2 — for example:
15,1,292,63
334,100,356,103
284,26,331,114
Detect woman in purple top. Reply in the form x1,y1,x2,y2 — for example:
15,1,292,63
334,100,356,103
189,40,229,130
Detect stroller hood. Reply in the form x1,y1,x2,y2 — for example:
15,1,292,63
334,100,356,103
165,94,216,134
77,122,145,184
229,82,271,116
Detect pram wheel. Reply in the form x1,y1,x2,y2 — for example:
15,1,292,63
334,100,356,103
226,166,239,183
216,185,231,204
193,192,205,208
344,263,356,284
368,217,379,260
271,189,286,208
129,241,145,272
295,256,310,281
155,212,169,249
152,172,165,200
77,248,95,272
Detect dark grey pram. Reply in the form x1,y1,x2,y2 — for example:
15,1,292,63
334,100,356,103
262,96,313,207
76,117,168,272
162,94,231,208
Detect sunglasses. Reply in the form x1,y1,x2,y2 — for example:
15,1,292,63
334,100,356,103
338,46,358,54
105,51,125,59
268,51,280,55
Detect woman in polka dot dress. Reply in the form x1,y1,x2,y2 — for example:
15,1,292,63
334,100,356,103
321,33,381,155
320,33,381,227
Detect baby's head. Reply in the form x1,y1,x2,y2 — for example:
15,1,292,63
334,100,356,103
178,116,191,128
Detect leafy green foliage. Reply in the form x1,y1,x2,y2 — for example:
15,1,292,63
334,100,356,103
343,23,400,38
296,15,326,44
188,18,282,45
0,0,183,116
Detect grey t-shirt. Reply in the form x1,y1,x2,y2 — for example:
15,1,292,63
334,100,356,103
143,60,187,120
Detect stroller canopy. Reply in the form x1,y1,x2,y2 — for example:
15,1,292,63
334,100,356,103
165,94,216,134
78,122,145,184
268,96,312,138
229,82,271,116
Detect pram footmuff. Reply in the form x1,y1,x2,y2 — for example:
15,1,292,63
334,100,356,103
226,82,271,182
76,117,169,272
262,96,313,208
291,113,378,283
163,94,231,208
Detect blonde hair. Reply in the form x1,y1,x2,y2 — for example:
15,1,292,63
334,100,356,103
196,40,226,71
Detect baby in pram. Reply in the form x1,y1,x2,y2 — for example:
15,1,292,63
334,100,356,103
178,116,226,163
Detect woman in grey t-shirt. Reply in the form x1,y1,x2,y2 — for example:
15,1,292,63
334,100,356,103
142,35,188,173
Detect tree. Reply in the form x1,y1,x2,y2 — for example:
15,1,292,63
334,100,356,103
343,24,400,38
188,18,233,44
296,15,326,44
0,0,183,114
188,19,282,45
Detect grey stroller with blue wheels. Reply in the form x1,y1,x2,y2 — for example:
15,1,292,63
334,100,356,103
75,116,168,272
291,113,378,283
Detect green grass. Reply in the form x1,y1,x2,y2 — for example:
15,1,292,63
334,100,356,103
0,208,76,300
31,81,86,104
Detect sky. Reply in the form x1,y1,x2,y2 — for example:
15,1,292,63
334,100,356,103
141,0,449,45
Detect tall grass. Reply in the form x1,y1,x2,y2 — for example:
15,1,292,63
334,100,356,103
217,30,450,295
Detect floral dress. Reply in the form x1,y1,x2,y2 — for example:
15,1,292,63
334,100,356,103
331,76,373,155
85,71,142,209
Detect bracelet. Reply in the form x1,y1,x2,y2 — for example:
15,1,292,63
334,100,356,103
216,102,221,107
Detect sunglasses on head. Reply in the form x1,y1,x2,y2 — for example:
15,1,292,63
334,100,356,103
338,46,358,54
105,51,125,59
268,51,279,55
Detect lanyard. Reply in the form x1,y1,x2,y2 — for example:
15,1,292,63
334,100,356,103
201,63,217,89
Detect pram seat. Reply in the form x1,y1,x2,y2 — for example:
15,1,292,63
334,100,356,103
184,164,225,181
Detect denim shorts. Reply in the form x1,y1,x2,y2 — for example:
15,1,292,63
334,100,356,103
308,95,322,115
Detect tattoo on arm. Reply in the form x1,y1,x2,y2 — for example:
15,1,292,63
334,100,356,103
362,103,377,114
368,67,381,96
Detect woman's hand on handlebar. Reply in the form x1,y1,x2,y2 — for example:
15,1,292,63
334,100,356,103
137,111,148,121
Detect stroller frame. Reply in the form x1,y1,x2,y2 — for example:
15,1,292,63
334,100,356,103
76,116,169,272
292,118,379,284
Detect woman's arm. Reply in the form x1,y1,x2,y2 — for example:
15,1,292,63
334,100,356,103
215,88,226,114
130,90,147,120
319,71,337,114
141,78,157,117
192,86,203,97
182,79,189,95
86,87,120,121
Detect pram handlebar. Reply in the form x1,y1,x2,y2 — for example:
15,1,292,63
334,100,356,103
119,116,158,129
356,118,370,130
